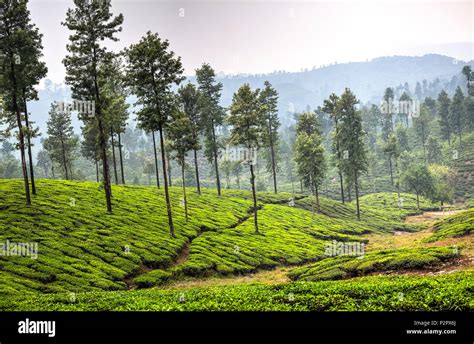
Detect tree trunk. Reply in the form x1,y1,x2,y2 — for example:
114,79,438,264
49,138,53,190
151,131,160,188
92,56,112,212
211,121,221,196
158,125,175,237
335,121,345,203
52,164,55,179
23,94,36,195
181,163,188,222
110,127,119,185
268,119,278,193
354,170,360,220
98,117,112,212
458,115,462,149
249,162,259,233
421,122,426,164
118,132,125,184
60,138,69,180
236,169,240,189
193,148,201,195
95,158,99,182
315,183,320,213
388,155,394,185
167,149,172,186
338,169,345,204
416,193,420,210
11,62,31,205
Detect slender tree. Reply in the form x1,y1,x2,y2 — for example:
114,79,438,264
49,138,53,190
44,104,78,180
17,8,47,195
0,0,38,205
177,83,202,194
336,88,367,220
196,63,224,196
450,86,465,148
228,84,265,233
81,124,101,182
168,107,198,222
100,57,129,184
62,0,124,212
36,149,51,178
124,32,184,237
437,90,452,146
259,81,280,193
294,112,326,213
413,102,432,163
322,93,345,203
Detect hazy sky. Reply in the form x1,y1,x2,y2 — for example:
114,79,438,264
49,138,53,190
29,0,473,84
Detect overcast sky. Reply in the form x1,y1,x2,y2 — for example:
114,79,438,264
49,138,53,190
29,0,473,84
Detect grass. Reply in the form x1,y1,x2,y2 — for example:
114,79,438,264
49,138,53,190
287,247,460,282
1,270,471,311
424,209,474,243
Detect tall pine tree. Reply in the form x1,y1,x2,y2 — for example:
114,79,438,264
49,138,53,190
124,31,184,237
62,0,124,212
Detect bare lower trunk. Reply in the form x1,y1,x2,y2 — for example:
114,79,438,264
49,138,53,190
249,162,259,233
158,125,174,237
98,117,112,212
268,122,278,194
181,163,188,222
110,127,118,185
118,132,125,184
23,96,36,195
315,183,320,213
211,122,221,196
354,170,360,220
338,169,345,204
193,148,201,195
61,139,69,180
11,63,31,205
388,156,394,185
152,131,160,188
95,159,99,182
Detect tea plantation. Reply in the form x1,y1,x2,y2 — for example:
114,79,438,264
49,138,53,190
1,271,471,311
0,179,472,311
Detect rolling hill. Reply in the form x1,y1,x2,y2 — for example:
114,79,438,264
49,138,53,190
0,179,472,312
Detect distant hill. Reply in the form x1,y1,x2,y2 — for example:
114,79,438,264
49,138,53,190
23,54,473,160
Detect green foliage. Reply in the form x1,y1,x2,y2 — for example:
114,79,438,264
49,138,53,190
2,271,472,311
425,209,474,242
44,104,79,180
133,269,171,288
401,163,436,207
288,247,459,281
358,192,437,213
259,81,281,183
0,179,251,295
437,90,452,144
294,112,326,198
